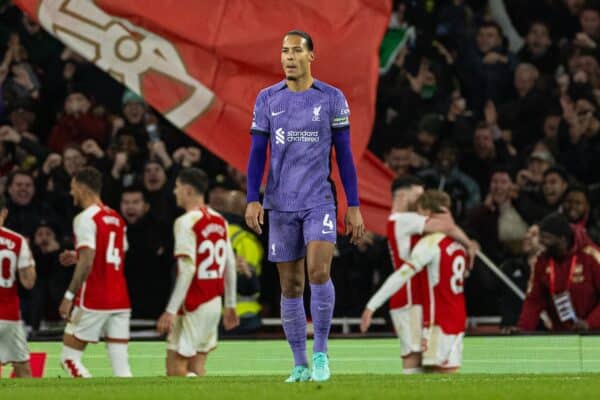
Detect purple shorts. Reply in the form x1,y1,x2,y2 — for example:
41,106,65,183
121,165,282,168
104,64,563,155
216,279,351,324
268,206,337,263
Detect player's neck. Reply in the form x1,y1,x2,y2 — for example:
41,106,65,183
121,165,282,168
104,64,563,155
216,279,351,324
286,74,314,92
80,195,101,209
391,201,408,214
184,197,205,212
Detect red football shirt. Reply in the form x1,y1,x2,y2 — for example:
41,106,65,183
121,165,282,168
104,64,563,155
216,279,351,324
0,227,35,322
73,204,130,311
386,212,427,310
174,207,230,312
414,234,467,335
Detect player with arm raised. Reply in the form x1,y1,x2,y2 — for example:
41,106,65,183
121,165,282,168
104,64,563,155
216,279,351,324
385,177,476,374
59,167,132,378
245,30,364,382
0,194,36,378
362,190,468,373
156,168,239,377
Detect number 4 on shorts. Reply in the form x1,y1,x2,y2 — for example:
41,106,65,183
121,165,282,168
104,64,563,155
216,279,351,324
322,213,334,233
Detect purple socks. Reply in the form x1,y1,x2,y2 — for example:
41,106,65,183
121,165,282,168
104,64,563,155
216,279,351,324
310,279,335,354
281,279,335,366
281,295,308,367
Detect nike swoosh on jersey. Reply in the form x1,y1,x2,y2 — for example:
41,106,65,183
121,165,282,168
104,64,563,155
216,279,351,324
271,110,285,116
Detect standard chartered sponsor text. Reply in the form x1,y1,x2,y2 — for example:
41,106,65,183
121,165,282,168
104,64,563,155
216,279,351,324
287,130,319,142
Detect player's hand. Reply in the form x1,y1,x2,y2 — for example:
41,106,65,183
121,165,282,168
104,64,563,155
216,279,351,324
360,308,373,333
156,312,175,335
345,206,365,245
467,240,480,270
59,250,77,267
59,298,73,320
428,208,455,231
223,307,240,331
245,201,264,235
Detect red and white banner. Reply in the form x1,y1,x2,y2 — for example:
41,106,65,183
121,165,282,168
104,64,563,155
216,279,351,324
15,0,393,234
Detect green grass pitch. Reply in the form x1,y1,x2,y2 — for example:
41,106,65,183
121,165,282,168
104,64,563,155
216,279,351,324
2,337,600,399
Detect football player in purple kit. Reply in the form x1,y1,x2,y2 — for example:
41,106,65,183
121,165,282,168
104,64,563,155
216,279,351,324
245,30,364,382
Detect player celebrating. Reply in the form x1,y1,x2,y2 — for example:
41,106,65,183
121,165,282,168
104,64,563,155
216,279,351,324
362,190,468,373
385,177,475,374
59,167,132,378
245,30,364,382
0,194,36,378
156,168,239,377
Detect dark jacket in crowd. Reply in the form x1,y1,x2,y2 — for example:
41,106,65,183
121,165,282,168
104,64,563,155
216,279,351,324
124,213,174,319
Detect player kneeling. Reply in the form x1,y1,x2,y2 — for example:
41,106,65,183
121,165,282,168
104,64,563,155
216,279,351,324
361,190,467,373
0,193,36,377
157,168,239,377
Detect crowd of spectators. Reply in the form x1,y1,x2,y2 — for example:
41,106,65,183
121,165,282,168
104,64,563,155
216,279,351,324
3,0,600,334
372,0,600,323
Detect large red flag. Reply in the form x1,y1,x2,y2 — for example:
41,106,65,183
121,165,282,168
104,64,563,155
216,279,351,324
15,0,393,235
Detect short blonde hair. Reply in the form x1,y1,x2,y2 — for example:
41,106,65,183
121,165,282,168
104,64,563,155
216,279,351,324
416,189,451,213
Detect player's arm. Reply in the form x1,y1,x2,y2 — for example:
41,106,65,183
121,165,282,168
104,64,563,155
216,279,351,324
223,234,240,331
60,213,97,319
424,212,478,267
66,248,95,296
331,91,364,243
157,217,196,334
360,235,436,332
392,212,427,240
17,240,36,289
59,248,95,319
18,266,36,289
156,255,196,334
245,91,270,235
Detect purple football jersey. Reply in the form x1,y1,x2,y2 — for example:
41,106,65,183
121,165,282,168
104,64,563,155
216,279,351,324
250,79,350,211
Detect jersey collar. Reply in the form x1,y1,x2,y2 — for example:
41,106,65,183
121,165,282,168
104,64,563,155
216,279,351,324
275,79,323,92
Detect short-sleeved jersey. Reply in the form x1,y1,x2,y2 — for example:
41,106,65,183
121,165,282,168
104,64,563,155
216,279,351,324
174,207,232,312
251,79,350,211
386,212,427,310
74,204,130,312
408,233,467,334
0,227,34,322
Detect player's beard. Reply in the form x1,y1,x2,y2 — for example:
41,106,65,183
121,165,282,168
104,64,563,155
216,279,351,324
286,76,297,81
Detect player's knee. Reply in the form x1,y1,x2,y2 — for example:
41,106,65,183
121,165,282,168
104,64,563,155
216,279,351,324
307,265,329,284
281,279,304,298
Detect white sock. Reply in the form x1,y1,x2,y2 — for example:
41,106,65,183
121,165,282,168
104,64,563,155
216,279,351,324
107,343,132,377
403,367,424,375
61,346,91,378
186,372,198,377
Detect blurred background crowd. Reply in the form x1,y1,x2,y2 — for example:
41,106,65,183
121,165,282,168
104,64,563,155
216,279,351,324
2,0,600,335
